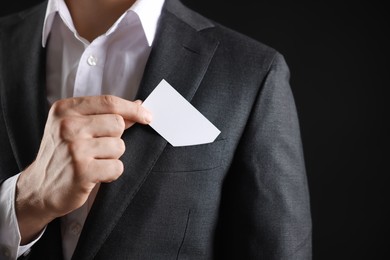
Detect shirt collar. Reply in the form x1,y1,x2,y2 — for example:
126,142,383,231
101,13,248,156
42,0,165,47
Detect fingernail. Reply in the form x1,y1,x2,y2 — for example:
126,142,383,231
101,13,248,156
144,111,153,124
134,100,143,105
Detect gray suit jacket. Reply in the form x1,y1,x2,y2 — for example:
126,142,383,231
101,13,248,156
0,0,312,259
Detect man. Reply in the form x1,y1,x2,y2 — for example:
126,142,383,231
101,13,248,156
0,0,312,259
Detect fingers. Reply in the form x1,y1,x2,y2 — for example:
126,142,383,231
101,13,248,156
69,137,126,183
53,96,152,126
47,95,148,191
23,96,145,222
69,138,125,160
124,100,143,129
60,114,126,140
87,159,124,183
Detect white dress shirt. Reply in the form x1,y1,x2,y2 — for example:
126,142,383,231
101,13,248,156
0,0,164,259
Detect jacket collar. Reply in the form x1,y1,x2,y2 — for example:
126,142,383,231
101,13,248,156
42,0,165,47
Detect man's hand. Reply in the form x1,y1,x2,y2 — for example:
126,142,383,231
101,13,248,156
15,96,152,244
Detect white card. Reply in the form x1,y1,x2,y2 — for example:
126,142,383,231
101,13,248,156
142,79,221,147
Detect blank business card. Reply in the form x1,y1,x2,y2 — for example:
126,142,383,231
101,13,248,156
142,79,220,147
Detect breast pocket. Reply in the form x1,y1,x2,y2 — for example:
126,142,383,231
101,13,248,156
152,139,226,172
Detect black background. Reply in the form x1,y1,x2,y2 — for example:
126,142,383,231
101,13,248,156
1,1,388,259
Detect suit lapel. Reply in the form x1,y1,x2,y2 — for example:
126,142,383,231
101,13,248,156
0,3,49,172
135,2,218,102
72,0,219,259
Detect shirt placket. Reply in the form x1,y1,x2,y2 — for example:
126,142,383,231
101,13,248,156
73,39,107,97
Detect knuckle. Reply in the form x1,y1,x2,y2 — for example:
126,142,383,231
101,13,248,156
59,117,80,140
113,160,124,178
59,118,74,139
51,99,67,116
101,95,118,112
105,160,123,183
51,98,78,116
116,139,126,155
68,140,84,159
113,114,125,131
135,102,142,117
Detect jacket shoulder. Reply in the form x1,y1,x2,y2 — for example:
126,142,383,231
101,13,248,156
213,21,278,64
167,0,279,71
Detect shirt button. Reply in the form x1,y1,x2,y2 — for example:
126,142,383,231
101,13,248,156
87,55,98,66
69,222,82,236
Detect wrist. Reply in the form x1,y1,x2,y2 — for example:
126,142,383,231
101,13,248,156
15,166,54,245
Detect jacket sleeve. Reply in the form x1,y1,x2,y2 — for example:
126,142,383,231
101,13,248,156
215,52,312,259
